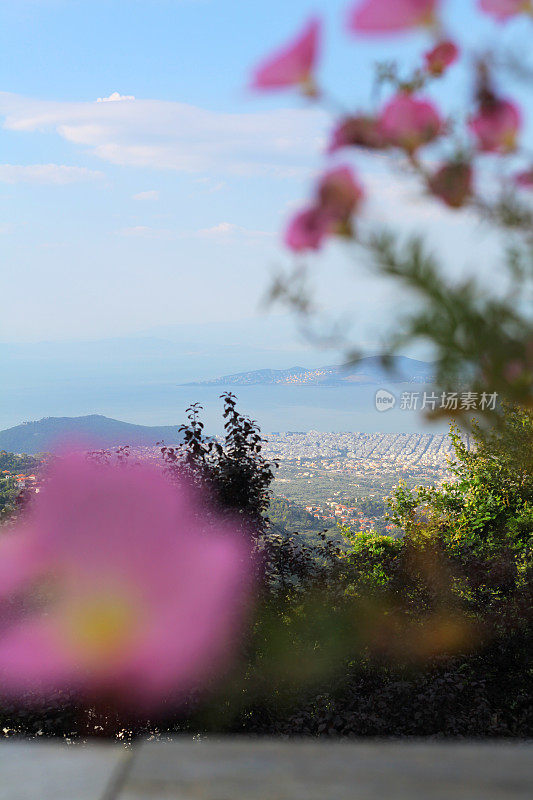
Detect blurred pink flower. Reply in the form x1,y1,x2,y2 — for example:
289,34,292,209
317,166,365,221
348,0,439,34
424,40,459,76
428,161,473,208
0,528,39,599
285,166,365,252
0,454,252,711
514,168,533,188
469,98,522,153
250,17,321,95
285,206,331,252
479,0,533,21
328,115,389,153
379,93,443,154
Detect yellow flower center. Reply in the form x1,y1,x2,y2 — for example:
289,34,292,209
419,9,437,28
63,592,139,665
502,129,518,153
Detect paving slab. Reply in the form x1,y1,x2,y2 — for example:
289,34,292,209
119,738,533,800
0,740,128,800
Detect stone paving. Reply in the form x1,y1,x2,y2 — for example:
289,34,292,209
1,738,532,799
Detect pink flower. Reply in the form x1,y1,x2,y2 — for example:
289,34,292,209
469,97,522,153
285,167,365,252
514,168,533,188
479,0,533,21
428,161,473,208
328,115,389,153
0,454,252,711
285,206,331,252
379,93,443,154
317,166,365,221
348,0,439,34
250,17,321,95
424,40,459,76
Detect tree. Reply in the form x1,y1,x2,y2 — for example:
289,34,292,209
390,404,533,558
251,3,533,425
160,393,344,592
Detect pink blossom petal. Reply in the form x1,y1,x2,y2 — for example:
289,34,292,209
123,538,249,706
0,525,49,600
0,618,81,696
428,162,473,208
328,115,389,153
469,98,522,153
479,0,533,21
424,40,459,76
379,93,443,153
251,17,321,93
285,206,331,252
514,168,533,188
348,0,439,34
0,454,253,711
318,166,365,220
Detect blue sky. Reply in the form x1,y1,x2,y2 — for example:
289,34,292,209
1,0,532,344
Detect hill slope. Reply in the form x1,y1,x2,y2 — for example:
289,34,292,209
186,356,436,387
0,415,184,454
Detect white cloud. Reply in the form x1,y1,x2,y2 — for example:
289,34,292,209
97,92,135,103
133,190,159,201
194,177,225,194
0,163,104,184
0,91,327,177
195,222,272,241
197,222,237,237
115,221,272,242
116,225,171,238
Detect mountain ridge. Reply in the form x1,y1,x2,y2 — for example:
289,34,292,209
184,356,436,387
0,415,184,455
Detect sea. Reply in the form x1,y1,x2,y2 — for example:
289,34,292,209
1,380,448,436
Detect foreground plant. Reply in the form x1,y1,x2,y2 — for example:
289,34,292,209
0,402,530,738
251,0,533,421
250,17,321,96
0,453,252,714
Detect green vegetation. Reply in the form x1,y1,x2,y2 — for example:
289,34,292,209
269,497,336,536
0,416,184,454
0,451,40,519
0,475,20,520
237,404,532,736
1,402,531,738
0,451,39,473
358,497,387,517
390,405,533,560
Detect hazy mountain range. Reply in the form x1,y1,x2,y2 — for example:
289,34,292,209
186,356,436,387
0,415,184,455
1,316,438,438
1,317,342,431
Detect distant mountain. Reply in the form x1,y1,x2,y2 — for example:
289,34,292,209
186,356,436,387
0,415,184,455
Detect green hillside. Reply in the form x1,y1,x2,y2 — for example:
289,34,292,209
0,415,184,454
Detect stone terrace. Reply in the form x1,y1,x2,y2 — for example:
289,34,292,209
1,738,531,800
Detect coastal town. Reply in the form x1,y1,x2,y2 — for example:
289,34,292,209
1,430,465,535
262,430,469,467
264,431,466,533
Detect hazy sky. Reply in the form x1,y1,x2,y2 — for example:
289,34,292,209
1,0,532,343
